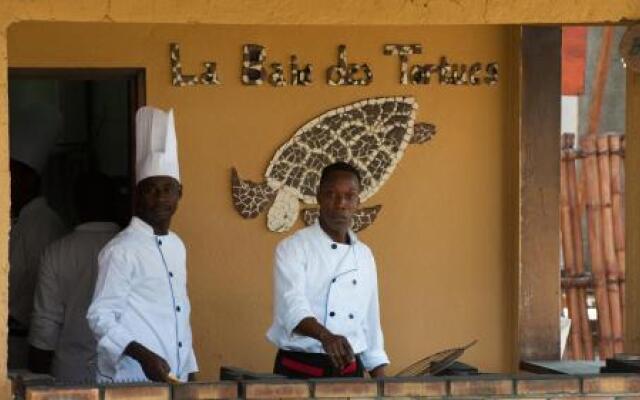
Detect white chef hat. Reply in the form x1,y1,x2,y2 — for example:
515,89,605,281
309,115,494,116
10,102,62,174
135,106,180,184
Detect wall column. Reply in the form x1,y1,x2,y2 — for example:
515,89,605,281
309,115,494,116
517,26,562,362
0,19,12,397
625,70,640,352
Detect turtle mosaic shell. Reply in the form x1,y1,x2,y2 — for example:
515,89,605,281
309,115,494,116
265,96,419,204
231,95,435,233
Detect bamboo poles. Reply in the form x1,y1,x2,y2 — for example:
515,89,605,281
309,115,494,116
564,133,594,359
580,134,614,359
561,132,626,359
596,136,624,354
561,135,584,359
609,135,625,325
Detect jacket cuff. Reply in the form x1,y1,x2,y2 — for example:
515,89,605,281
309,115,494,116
180,349,199,381
98,326,136,366
284,308,315,337
28,321,59,351
360,350,390,371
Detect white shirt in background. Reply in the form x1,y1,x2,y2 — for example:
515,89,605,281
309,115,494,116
87,217,198,382
9,196,67,328
29,222,120,381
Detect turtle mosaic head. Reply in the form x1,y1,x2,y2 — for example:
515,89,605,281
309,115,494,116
411,122,436,144
230,96,437,233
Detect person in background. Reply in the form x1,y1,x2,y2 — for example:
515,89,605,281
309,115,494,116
87,106,198,383
28,173,120,381
267,162,389,379
8,103,66,369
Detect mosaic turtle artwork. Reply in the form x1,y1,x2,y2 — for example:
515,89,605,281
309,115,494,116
231,96,436,232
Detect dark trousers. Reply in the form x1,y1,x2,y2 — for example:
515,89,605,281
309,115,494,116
274,349,364,379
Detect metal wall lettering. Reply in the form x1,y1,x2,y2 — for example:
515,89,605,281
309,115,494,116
169,42,499,88
290,55,312,86
384,44,499,86
269,63,287,87
485,62,499,85
170,43,220,86
200,62,220,85
384,44,422,84
437,57,452,84
438,58,498,86
327,45,372,86
242,44,267,85
468,62,483,85
409,64,436,84
449,64,468,85
438,59,474,85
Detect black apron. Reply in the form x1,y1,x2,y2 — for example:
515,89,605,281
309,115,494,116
274,349,364,378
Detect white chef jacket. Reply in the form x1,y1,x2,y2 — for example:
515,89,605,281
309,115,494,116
87,217,198,382
9,196,66,328
266,221,389,371
29,222,120,382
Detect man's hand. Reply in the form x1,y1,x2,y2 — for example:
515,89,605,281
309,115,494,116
125,341,170,382
318,332,355,371
294,317,355,370
28,346,53,374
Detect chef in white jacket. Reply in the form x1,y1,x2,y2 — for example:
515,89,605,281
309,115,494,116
28,173,120,381
267,162,389,378
87,107,198,383
8,103,66,369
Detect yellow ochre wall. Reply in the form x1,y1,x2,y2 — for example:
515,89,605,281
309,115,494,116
0,0,638,396
8,21,513,378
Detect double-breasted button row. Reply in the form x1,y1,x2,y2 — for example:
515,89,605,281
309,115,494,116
328,311,355,319
330,278,357,284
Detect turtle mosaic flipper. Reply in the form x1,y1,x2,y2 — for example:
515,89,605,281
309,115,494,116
231,96,437,232
351,205,383,232
231,167,277,218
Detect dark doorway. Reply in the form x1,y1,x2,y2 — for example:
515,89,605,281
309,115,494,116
8,68,145,227
6,67,145,371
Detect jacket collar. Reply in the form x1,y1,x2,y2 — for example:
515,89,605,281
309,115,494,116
129,216,167,237
312,219,358,247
